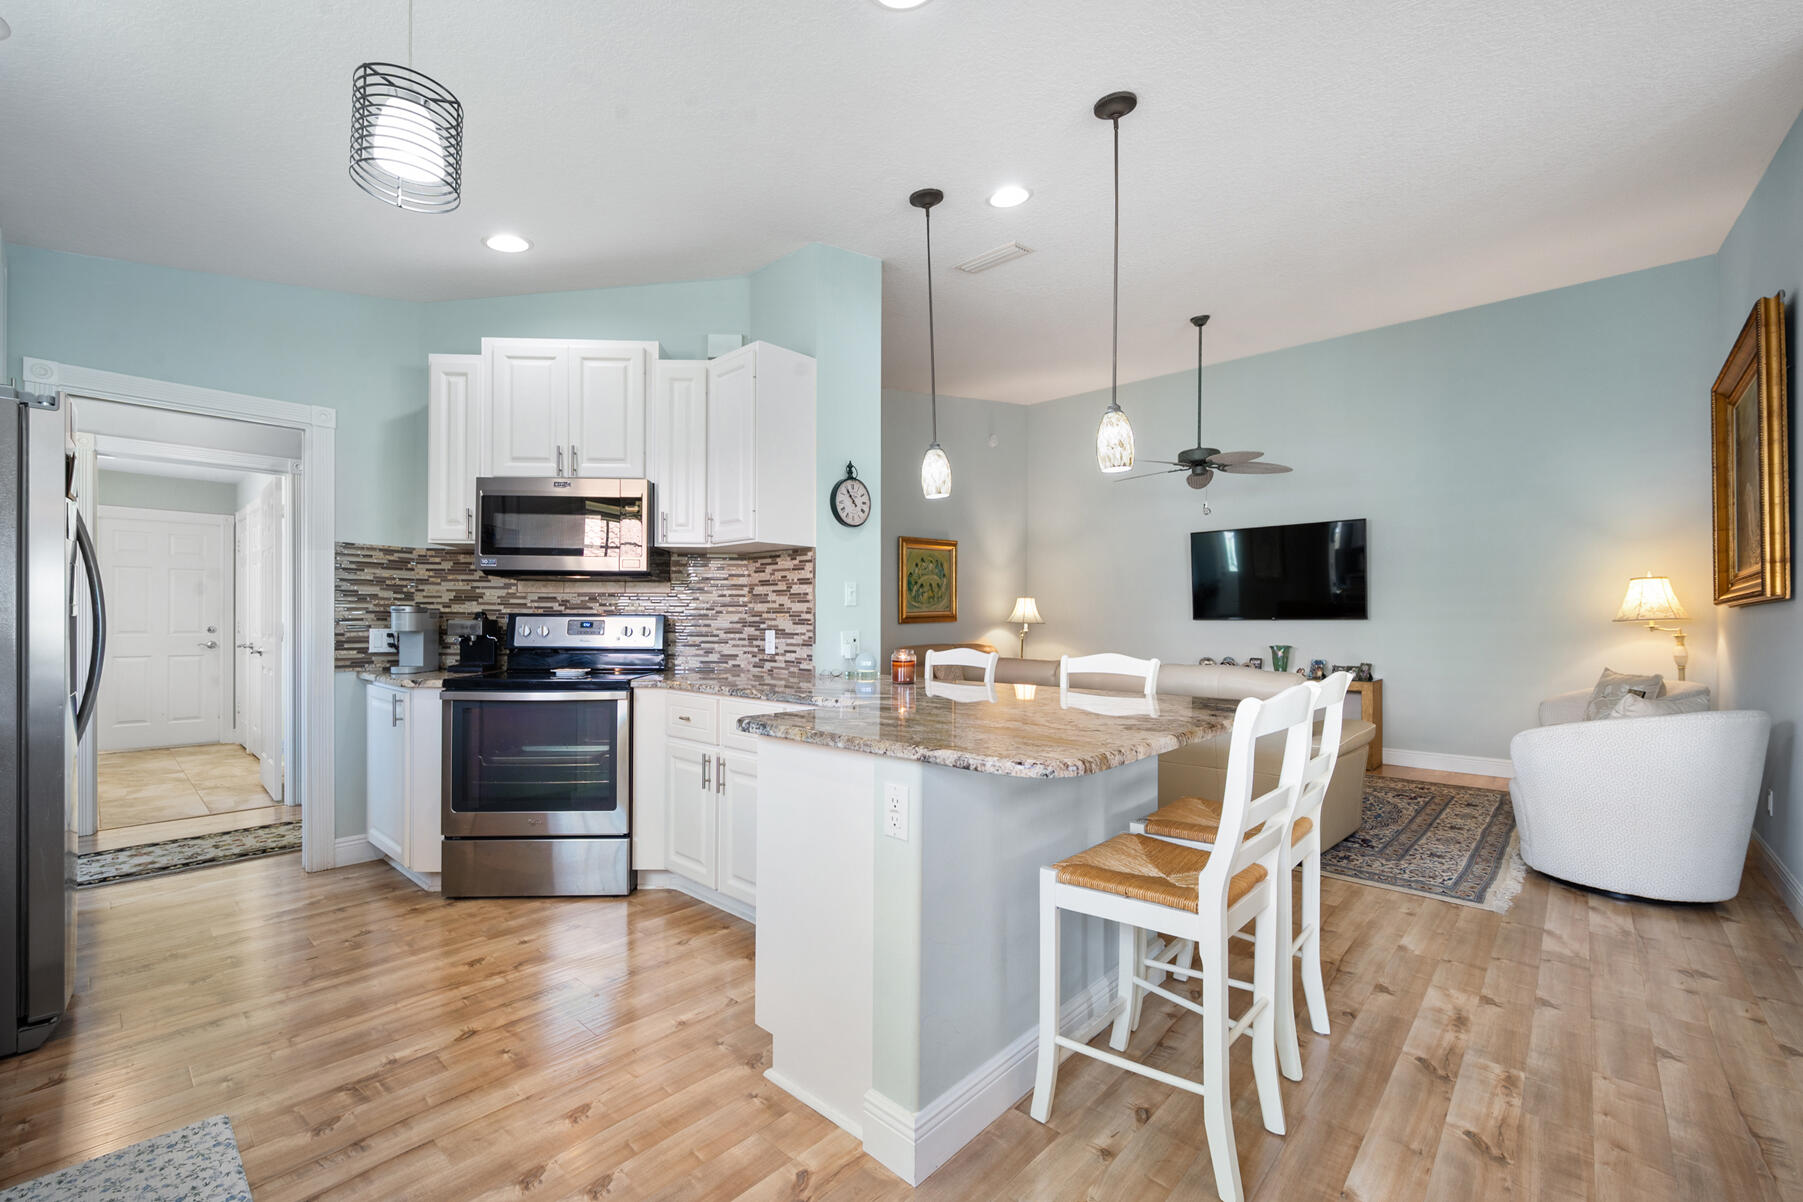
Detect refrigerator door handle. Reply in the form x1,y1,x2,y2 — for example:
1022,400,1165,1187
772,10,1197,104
72,509,107,739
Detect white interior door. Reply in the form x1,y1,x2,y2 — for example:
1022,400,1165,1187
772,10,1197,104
96,507,230,751
255,478,284,799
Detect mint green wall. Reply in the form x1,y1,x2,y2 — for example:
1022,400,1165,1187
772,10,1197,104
426,276,749,361
1023,258,1720,765
1714,104,1803,906
98,469,240,515
752,244,884,668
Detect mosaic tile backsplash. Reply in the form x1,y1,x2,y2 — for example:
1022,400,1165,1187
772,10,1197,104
335,543,814,675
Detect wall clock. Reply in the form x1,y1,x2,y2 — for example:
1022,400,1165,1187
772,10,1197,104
831,462,871,528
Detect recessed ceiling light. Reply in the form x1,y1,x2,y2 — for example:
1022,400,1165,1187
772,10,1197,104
988,185,1031,208
484,233,531,253
873,0,930,9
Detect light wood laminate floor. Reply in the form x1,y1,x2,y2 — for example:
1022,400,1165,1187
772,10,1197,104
4,769,1802,1200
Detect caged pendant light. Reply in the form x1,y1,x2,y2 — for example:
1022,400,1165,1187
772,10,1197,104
1093,91,1138,473
912,188,952,500
350,0,463,213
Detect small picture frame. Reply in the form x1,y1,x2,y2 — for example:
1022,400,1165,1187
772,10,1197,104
1355,662,1374,682
1246,656,1264,669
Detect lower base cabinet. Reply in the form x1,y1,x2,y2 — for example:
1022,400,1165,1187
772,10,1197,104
364,682,443,885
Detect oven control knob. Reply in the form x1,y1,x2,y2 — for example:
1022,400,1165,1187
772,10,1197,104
538,624,550,637
640,625,651,637
517,619,530,635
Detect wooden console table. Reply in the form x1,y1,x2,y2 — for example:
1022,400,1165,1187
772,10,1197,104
1347,679,1383,770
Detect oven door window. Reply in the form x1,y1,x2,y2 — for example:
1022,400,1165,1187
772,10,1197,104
479,494,645,563
449,697,624,820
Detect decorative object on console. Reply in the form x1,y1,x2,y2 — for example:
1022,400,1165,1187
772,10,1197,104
1246,656,1263,669
911,187,953,500
897,537,958,623
1268,644,1292,672
1583,667,1665,722
1197,656,1216,665
1092,91,1137,474
830,462,872,528
1332,663,1358,678
1613,572,1691,679
1220,656,1237,666
1711,293,1790,606
349,1,463,213
1006,596,1044,657
1121,314,1292,491
1307,658,1328,680
1355,662,1374,682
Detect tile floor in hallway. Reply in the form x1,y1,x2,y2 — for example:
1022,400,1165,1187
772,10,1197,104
89,744,292,853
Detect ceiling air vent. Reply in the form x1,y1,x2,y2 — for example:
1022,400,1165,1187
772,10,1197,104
955,242,1034,273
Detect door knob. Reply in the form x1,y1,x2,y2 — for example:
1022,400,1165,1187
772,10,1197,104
199,640,219,649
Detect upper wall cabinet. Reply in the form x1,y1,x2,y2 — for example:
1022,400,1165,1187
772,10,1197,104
426,354,483,544
482,338,655,479
648,342,816,553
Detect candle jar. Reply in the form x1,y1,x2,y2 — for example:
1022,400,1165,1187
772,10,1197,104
890,649,917,685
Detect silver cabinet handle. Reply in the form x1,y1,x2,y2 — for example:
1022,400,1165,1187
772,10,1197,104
465,506,473,537
571,444,579,473
660,511,667,543
701,752,710,791
706,514,714,539
391,694,404,726
716,754,725,794
199,640,219,649
556,445,564,476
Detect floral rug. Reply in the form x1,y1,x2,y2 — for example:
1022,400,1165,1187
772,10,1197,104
0,1115,250,1201
1321,777,1524,912
78,819,302,887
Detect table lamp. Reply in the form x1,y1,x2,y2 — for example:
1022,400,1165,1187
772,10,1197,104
1006,597,1044,658
1613,573,1690,680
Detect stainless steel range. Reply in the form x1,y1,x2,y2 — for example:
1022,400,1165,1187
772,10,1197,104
441,612,665,898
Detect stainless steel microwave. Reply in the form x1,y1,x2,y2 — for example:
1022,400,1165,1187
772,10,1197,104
474,477,655,577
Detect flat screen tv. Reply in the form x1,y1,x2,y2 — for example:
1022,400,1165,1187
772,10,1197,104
1190,519,1367,620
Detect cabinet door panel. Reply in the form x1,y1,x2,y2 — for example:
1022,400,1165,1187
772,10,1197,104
570,342,647,477
365,686,405,861
427,355,482,543
665,745,716,888
706,350,757,544
488,341,568,476
407,692,443,873
649,361,708,547
718,754,758,907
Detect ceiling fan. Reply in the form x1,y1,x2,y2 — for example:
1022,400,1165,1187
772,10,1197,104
1123,314,1291,490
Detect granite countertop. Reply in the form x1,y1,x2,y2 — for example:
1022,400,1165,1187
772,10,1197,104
737,682,1239,778
357,669,453,689
632,670,885,708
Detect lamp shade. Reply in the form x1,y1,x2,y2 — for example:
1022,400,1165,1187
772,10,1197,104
1007,597,1044,625
1613,575,1689,623
350,62,463,213
1096,403,1135,472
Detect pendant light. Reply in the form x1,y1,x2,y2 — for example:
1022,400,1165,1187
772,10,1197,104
912,187,952,499
1093,91,1138,473
350,0,463,213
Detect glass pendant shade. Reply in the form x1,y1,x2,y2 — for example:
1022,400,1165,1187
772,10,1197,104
921,442,952,499
350,62,463,213
1096,403,1135,473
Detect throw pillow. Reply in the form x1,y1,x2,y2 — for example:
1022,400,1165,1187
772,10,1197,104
1585,667,1664,721
1609,690,1711,719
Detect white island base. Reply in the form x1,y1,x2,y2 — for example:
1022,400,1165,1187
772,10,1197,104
753,738,1160,1185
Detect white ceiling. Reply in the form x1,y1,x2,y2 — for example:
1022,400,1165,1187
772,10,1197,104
4,1,1802,404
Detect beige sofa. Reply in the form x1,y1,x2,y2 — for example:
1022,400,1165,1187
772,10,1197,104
899,647,1373,848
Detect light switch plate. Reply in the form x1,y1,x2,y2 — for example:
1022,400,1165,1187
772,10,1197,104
367,628,393,652
843,581,858,606
765,629,777,655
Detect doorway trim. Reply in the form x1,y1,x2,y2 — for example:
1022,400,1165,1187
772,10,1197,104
23,358,338,871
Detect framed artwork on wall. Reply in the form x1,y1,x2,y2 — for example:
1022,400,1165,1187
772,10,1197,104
898,537,958,623
1711,293,1791,606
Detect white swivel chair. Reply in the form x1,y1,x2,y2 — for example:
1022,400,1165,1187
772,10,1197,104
924,647,999,687
1030,682,1314,1202
1133,672,1352,1081
1059,652,1160,698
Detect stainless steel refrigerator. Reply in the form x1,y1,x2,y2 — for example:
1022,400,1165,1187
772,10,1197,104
2,384,105,1057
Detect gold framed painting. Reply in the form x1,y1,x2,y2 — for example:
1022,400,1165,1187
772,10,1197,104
1711,294,1791,606
898,537,958,623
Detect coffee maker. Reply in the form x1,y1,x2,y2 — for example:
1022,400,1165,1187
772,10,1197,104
387,605,441,674
446,612,502,674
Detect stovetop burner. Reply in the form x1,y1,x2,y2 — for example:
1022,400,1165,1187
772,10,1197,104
447,612,668,692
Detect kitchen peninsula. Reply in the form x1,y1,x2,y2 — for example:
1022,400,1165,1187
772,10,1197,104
743,681,1237,1186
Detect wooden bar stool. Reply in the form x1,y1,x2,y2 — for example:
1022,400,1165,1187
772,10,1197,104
1029,682,1314,1202
1134,671,1352,1081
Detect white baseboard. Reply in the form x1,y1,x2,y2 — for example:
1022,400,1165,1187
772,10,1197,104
332,836,384,867
766,1068,864,1140
636,870,757,925
1753,831,1803,930
859,973,1117,1187
1384,748,1514,779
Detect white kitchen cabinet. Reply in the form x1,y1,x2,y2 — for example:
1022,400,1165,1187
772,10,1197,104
648,361,708,548
645,342,818,553
631,688,805,917
426,354,483,544
364,682,444,887
482,338,655,479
